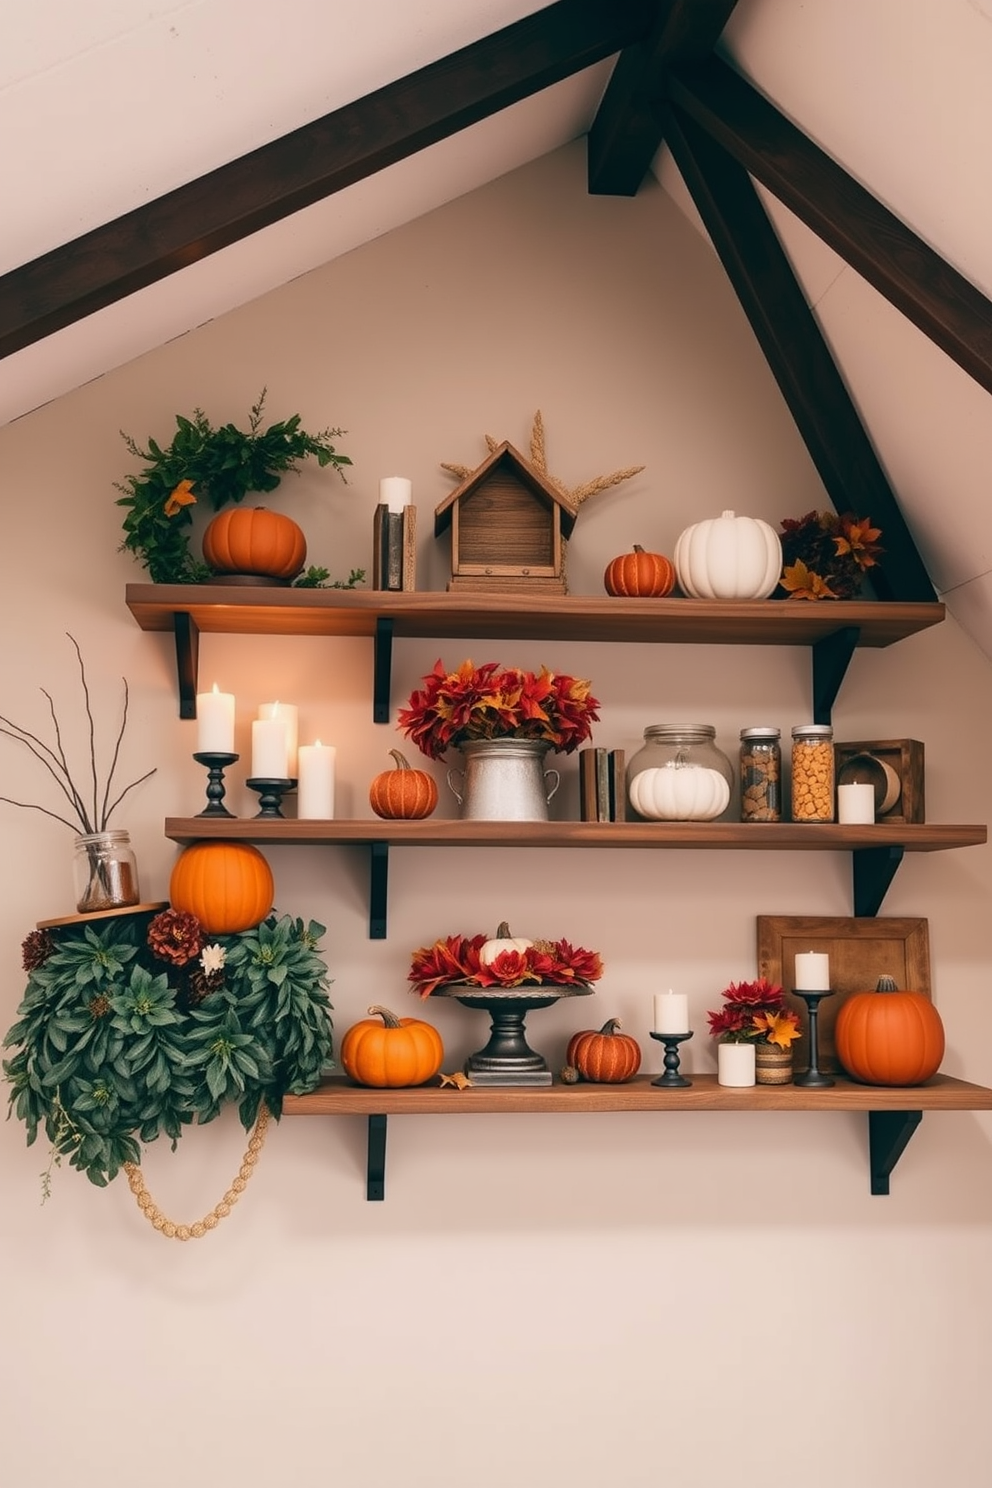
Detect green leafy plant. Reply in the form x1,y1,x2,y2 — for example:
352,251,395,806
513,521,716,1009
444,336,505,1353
116,390,352,584
3,908,333,1191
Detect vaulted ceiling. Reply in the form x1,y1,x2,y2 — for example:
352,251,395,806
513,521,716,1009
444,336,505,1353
3,0,992,651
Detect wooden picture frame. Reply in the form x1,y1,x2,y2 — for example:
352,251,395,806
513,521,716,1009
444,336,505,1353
833,738,925,823
756,914,931,1073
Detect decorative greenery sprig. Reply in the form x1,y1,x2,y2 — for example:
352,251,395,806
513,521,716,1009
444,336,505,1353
116,389,352,583
3,910,334,1190
0,634,154,834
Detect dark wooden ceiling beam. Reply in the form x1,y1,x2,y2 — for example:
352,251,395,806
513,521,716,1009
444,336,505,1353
0,0,654,360
669,56,992,395
664,102,936,603
588,0,739,196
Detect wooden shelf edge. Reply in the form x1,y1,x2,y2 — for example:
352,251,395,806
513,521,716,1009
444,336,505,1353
282,1071,992,1116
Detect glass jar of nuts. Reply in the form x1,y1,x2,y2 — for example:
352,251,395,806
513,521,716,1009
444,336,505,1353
740,727,782,821
790,724,835,822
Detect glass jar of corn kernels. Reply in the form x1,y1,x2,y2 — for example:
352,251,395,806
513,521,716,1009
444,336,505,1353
790,724,835,822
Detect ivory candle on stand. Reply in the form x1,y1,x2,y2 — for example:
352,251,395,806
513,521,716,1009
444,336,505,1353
837,781,875,824
251,717,289,779
196,684,235,754
297,741,335,819
795,951,830,990
380,476,412,513
654,990,689,1034
258,701,298,776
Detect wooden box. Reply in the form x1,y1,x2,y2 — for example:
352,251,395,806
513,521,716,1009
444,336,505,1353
833,737,925,823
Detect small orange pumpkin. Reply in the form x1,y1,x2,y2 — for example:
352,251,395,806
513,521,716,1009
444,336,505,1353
341,1005,445,1088
604,545,676,598
202,507,307,580
169,840,275,934
565,1018,642,1083
369,749,439,819
834,976,945,1086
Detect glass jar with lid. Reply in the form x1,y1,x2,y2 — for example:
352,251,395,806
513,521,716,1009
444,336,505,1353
790,724,835,822
73,830,141,914
739,727,782,822
627,724,734,821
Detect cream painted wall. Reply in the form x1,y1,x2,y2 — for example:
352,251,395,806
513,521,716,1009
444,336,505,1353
2,142,992,1488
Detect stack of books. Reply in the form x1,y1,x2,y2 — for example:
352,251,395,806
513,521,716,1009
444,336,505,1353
579,748,627,822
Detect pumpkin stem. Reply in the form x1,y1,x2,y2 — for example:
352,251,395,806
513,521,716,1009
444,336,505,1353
633,544,645,553
494,921,513,937
388,749,411,771
600,1017,622,1036
367,1004,403,1027
875,976,900,993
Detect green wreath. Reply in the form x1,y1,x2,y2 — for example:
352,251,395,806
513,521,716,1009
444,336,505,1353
3,907,333,1192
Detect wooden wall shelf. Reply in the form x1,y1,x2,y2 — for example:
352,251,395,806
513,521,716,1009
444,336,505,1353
164,817,987,934
282,1072,992,1199
127,584,946,724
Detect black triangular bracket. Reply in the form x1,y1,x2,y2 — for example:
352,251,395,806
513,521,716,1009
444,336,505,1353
853,844,905,917
812,626,860,725
868,1109,922,1194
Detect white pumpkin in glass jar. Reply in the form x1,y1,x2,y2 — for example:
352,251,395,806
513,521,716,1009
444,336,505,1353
628,763,731,821
674,509,782,600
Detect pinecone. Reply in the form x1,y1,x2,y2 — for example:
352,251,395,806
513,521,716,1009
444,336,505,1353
185,967,225,1007
88,994,111,1019
147,908,203,966
22,928,54,971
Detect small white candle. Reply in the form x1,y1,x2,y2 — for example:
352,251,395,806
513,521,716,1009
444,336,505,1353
795,951,830,991
654,990,689,1034
195,683,235,754
380,476,412,514
251,717,289,779
297,741,336,819
258,701,298,776
837,781,875,824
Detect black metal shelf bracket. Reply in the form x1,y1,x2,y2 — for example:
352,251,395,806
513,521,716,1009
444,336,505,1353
174,612,200,719
369,842,389,939
868,1109,922,1194
367,1114,387,1200
811,626,860,724
852,844,905,917
373,616,394,723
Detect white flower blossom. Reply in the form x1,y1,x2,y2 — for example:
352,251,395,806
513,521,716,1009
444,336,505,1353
200,943,226,975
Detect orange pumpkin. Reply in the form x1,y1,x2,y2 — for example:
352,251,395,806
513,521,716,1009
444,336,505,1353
565,1018,642,1083
341,1005,444,1088
202,507,307,580
169,840,275,934
835,976,945,1086
369,749,438,820
604,545,676,598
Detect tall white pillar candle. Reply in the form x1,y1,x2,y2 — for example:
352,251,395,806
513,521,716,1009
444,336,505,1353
297,741,336,819
251,717,289,778
258,701,298,776
380,476,412,513
837,781,875,824
195,684,235,753
794,951,830,990
653,990,689,1034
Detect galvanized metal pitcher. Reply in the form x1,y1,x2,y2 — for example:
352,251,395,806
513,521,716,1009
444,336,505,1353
446,738,560,821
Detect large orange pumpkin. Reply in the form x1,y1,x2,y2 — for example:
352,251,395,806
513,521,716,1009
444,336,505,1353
834,976,945,1086
369,749,438,819
341,1005,444,1088
202,507,307,580
604,545,676,598
169,841,275,934
565,1018,642,1083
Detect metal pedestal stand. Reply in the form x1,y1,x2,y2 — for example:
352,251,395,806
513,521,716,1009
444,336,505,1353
650,1030,693,1087
433,982,594,1086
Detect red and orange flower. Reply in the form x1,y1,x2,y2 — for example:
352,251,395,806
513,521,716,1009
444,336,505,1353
706,977,801,1046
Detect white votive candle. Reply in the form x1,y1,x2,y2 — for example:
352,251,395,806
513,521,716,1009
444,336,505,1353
837,781,875,824
380,476,412,513
196,683,235,754
258,701,298,776
794,951,830,990
251,717,289,779
654,990,689,1034
298,741,336,819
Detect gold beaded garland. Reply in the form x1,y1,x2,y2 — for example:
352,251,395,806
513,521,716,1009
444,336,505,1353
123,1105,270,1241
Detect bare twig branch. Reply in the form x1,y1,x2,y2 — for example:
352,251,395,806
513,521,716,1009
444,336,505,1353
66,634,100,832
0,720,89,831
0,796,80,831
104,767,157,823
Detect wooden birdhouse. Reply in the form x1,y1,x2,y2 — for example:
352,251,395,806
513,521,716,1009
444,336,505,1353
434,440,577,594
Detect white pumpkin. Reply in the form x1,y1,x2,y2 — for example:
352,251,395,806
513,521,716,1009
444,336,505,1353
628,764,731,822
674,510,782,600
479,921,534,965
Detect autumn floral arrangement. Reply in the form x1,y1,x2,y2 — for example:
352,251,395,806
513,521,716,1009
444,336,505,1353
778,510,883,600
398,658,600,761
706,978,801,1047
409,924,604,999
3,908,333,1194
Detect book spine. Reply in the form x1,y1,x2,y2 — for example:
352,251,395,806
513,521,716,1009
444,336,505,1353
608,750,627,822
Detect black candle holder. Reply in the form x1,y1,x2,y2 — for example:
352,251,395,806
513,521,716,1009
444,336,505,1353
792,988,836,1087
192,751,239,818
246,777,297,818
650,1030,693,1087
